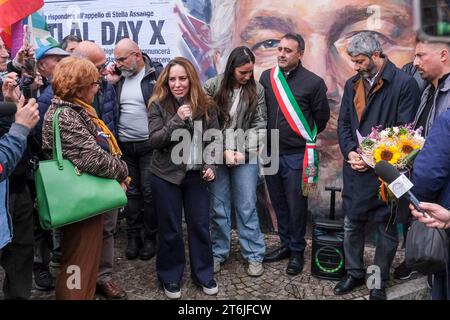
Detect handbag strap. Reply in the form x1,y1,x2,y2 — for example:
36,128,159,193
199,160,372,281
51,107,64,170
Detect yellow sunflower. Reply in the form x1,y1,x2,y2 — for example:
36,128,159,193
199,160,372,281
374,144,402,165
398,137,420,155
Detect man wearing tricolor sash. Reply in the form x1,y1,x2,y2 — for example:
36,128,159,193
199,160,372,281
335,32,419,300
260,33,330,275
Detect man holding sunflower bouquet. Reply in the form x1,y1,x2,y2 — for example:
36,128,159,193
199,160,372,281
335,32,420,300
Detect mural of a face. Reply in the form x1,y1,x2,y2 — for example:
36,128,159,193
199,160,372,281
210,0,416,213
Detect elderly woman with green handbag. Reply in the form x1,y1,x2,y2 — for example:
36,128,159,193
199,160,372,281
41,56,129,300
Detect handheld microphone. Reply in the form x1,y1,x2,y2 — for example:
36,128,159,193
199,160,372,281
175,97,183,108
0,102,17,117
175,97,193,127
374,160,430,218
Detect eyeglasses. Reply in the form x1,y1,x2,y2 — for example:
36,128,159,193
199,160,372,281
95,62,108,72
114,52,136,63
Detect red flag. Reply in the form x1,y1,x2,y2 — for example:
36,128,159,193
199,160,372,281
0,26,11,48
0,0,44,29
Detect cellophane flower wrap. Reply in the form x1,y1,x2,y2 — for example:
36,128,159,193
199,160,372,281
358,124,425,202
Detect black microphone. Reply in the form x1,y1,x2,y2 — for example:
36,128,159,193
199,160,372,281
374,160,430,218
0,102,17,117
175,97,183,108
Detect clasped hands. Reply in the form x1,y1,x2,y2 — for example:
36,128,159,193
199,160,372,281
347,151,369,173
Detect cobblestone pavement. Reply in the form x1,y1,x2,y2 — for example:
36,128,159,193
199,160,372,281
13,221,422,300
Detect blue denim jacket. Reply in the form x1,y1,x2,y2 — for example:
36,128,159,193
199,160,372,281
0,123,30,249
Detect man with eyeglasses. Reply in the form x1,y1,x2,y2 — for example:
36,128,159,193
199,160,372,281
113,38,163,263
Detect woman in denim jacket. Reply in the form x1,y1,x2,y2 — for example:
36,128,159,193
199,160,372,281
203,46,267,276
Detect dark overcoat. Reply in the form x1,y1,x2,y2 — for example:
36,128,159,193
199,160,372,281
338,60,420,222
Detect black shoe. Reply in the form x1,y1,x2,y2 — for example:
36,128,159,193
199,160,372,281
393,261,417,280
125,237,142,260
369,288,387,300
163,283,181,299
333,274,365,295
34,267,54,291
139,239,156,260
263,247,291,263
286,252,304,275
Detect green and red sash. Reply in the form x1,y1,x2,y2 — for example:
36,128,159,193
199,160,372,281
270,66,318,196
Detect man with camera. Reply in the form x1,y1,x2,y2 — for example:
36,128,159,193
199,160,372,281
0,36,41,299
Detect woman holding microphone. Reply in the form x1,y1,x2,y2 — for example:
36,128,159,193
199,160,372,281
148,57,220,299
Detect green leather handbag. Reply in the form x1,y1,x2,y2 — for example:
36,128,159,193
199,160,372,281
34,107,128,230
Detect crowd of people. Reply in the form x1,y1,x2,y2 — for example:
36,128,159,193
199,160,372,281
0,24,449,301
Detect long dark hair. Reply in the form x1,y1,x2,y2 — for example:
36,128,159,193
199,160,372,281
215,46,257,127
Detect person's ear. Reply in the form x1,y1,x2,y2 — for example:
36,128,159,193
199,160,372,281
440,49,449,62
212,50,224,74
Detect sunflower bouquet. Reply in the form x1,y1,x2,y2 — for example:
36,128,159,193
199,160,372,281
358,124,425,202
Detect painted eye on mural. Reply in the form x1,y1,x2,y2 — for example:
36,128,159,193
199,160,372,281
251,39,280,52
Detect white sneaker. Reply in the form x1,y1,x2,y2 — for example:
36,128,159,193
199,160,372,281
197,279,219,295
247,261,264,277
163,283,181,299
213,259,221,273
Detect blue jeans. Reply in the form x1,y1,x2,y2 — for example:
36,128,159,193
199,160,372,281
209,164,265,263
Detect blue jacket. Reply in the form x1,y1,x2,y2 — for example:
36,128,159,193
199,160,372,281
93,79,118,136
36,81,53,145
0,123,31,249
413,109,450,209
412,109,450,300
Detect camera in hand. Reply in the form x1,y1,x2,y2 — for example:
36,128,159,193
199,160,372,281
20,76,35,101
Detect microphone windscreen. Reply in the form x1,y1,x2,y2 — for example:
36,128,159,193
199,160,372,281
374,160,401,184
0,102,17,117
175,97,183,107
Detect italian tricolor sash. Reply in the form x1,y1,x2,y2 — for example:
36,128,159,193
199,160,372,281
270,66,318,196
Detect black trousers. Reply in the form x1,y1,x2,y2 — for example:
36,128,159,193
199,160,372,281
265,153,308,253
0,186,34,299
152,172,214,285
119,140,157,241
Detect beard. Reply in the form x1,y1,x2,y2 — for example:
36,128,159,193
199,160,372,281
358,58,376,79
120,60,138,78
120,69,135,78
